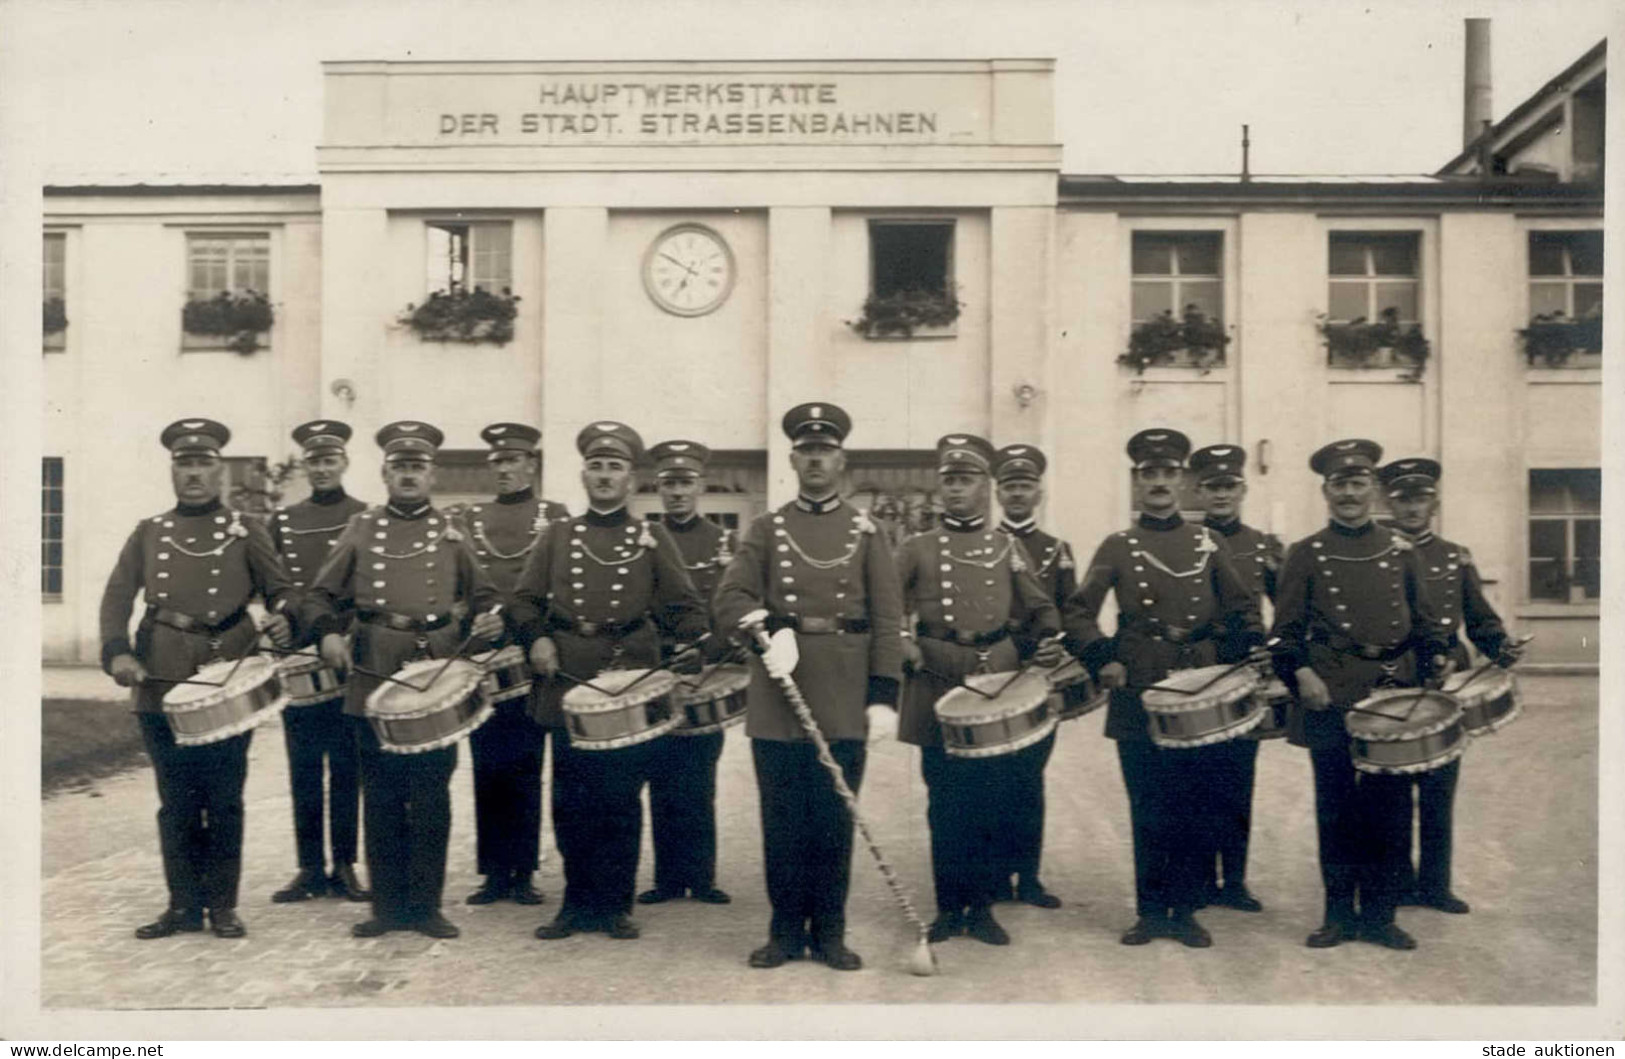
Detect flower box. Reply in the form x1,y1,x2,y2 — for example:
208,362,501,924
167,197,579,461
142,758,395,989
181,290,273,354
848,288,962,340
1518,312,1603,369
1119,306,1229,375
398,287,521,346
1318,308,1429,382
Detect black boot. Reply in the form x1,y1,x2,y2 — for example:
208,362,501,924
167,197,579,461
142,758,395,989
466,871,511,905
272,868,327,903
328,863,371,902
135,908,204,939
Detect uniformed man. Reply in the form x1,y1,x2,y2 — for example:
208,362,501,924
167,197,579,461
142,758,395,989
302,420,504,940
268,419,371,906
993,442,1075,910
1379,457,1524,915
898,434,1064,946
99,418,295,939
638,439,736,908
1188,443,1284,914
462,422,569,908
713,402,905,971
1061,428,1263,949
1270,439,1453,951
512,421,709,942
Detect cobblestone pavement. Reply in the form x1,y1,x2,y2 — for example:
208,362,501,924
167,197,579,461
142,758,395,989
41,676,1597,1010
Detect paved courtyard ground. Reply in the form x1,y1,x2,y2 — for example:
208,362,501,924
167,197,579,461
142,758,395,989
39,672,1598,1013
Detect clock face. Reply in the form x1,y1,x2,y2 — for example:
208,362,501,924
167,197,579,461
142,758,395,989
642,224,736,317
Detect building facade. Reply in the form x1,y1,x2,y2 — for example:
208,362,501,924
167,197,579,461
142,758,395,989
43,54,1604,667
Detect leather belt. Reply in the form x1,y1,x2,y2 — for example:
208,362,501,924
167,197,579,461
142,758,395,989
766,614,871,636
358,609,455,633
916,621,1011,648
1122,614,1214,645
549,613,648,639
148,605,248,636
1312,630,1411,662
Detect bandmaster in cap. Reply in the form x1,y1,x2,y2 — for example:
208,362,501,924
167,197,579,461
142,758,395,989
1309,438,1383,479
649,439,711,479
292,419,351,457
1378,457,1440,497
480,422,542,457
576,420,644,462
1125,427,1191,468
1188,444,1247,485
781,402,852,448
936,433,996,475
376,420,444,461
161,417,231,456
994,444,1047,483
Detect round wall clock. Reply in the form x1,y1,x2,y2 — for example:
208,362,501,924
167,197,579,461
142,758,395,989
642,223,736,317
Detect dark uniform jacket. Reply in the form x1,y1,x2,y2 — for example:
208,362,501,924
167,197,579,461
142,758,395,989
897,519,1061,747
713,496,904,743
453,489,570,602
662,514,735,660
269,489,369,591
1000,519,1078,656
1269,520,1453,749
1404,530,1510,668
1062,512,1265,742
299,502,500,717
1204,516,1283,606
99,499,294,713
509,508,708,727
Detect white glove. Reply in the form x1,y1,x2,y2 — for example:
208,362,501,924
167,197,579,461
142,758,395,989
762,626,799,680
866,704,898,743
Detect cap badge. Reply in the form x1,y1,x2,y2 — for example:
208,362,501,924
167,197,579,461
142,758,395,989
947,436,967,445
181,420,204,430
1336,441,1357,451
1146,433,1167,442
398,423,420,433
311,422,328,432
1213,447,1234,456
489,425,507,435
670,442,689,451
1009,447,1027,455
810,405,822,418
597,422,618,432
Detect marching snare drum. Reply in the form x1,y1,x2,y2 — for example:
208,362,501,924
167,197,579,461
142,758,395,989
1442,666,1521,737
473,644,533,705
1141,665,1264,749
1248,677,1293,741
365,657,493,754
1344,688,1466,776
162,655,288,746
670,664,750,736
561,668,680,751
277,648,346,707
934,670,1055,759
1042,657,1108,723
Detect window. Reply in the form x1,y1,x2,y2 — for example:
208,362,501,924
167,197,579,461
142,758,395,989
42,458,63,598
188,233,269,300
869,221,953,299
1132,232,1222,323
1529,231,1603,353
426,221,513,294
1528,469,1601,603
1328,232,1420,326
222,456,275,515
43,233,66,351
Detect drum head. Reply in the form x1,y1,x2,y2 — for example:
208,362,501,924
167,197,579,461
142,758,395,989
163,655,280,711
1442,666,1515,709
472,645,527,669
277,649,325,678
935,671,1050,726
562,668,677,714
367,658,485,720
1142,665,1260,714
1345,689,1462,740
671,664,750,707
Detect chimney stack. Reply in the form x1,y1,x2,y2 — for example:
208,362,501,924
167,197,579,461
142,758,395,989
1464,18,1493,152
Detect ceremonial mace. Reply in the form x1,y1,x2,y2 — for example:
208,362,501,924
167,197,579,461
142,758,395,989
740,613,939,977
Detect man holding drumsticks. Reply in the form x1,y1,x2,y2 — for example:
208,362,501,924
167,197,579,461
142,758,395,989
1061,428,1263,950
100,418,295,940
1270,439,1452,951
301,420,504,940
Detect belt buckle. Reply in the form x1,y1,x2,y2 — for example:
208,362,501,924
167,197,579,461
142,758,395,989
1165,624,1191,644
800,616,836,635
207,635,222,659
579,620,601,637
1360,646,1383,660
973,647,992,675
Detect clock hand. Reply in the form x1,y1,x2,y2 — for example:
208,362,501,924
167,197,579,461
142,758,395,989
659,252,698,276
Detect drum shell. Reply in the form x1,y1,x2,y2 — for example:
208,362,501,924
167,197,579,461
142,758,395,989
1247,679,1292,741
670,666,749,737
1444,668,1522,737
475,645,533,705
933,671,1054,759
364,659,493,754
565,694,679,750
1141,666,1263,749
163,658,288,746
1345,689,1467,776
279,652,346,707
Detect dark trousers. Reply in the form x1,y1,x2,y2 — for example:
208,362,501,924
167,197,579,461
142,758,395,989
470,701,546,876
1404,757,1460,897
353,717,456,924
1116,739,1205,917
1000,728,1055,886
921,746,1003,912
281,698,360,871
648,730,726,893
1200,737,1258,890
551,728,656,920
1308,744,1411,927
138,713,251,912
751,737,866,949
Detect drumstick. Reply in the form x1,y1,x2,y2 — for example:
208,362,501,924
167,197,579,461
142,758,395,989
147,675,228,689
913,667,999,699
745,621,938,978
619,632,714,694
555,670,618,697
420,604,503,692
1344,704,1413,723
